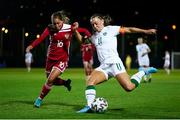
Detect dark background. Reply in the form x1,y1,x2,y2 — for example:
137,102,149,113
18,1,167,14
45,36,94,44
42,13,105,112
0,0,178,68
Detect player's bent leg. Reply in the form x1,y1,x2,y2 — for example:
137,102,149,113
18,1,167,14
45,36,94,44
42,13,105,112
48,68,61,84
53,77,72,91
116,72,136,91
64,79,72,91
49,68,72,91
34,68,60,108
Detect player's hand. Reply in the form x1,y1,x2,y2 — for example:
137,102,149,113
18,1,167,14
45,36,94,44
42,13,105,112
141,53,147,57
72,22,79,31
145,29,157,34
26,45,33,53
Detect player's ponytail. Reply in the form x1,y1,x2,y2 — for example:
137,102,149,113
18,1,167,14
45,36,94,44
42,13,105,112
47,24,58,35
103,15,112,26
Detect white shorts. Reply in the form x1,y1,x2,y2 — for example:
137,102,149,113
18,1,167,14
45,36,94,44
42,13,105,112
25,59,32,64
164,60,170,68
138,58,150,67
95,62,126,80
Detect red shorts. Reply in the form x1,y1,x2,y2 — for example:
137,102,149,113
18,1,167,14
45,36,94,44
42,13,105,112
45,59,68,73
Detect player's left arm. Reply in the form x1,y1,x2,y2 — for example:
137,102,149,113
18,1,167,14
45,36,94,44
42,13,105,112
71,22,83,43
77,27,92,44
120,27,156,34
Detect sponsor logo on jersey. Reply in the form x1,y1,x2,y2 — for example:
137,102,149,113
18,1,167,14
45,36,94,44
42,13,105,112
103,32,107,36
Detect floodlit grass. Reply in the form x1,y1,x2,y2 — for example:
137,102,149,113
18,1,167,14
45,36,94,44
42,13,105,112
0,68,180,119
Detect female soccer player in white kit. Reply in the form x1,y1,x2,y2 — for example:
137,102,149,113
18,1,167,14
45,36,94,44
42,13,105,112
77,14,158,113
136,37,151,82
25,51,33,72
163,51,170,75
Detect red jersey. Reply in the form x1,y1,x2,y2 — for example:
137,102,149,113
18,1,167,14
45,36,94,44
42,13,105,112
81,43,95,61
31,24,91,61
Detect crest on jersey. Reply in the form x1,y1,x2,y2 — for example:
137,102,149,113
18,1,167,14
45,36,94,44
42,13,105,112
65,33,70,39
103,32,107,36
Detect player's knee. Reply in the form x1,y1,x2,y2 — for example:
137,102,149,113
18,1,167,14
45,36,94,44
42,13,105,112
124,85,134,92
87,80,95,85
46,81,53,86
47,76,56,83
87,78,96,85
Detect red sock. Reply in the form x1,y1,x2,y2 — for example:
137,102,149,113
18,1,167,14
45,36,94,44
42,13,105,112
53,78,65,86
39,84,52,99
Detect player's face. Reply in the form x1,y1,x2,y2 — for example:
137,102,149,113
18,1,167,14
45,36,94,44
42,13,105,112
53,18,63,30
137,38,143,44
90,17,104,32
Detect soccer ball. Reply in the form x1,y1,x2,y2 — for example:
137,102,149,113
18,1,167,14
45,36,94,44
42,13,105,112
91,97,108,113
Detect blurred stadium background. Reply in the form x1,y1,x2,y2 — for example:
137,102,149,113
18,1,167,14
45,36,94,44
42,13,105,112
0,0,178,68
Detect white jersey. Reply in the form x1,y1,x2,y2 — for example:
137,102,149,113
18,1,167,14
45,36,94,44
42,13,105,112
25,52,33,63
91,26,121,64
164,52,170,67
136,43,150,66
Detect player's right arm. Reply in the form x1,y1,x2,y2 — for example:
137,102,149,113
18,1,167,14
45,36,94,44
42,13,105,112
26,28,49,52
76,27,92,44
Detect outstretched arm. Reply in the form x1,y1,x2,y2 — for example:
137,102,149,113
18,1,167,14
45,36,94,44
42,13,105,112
121,27,156,34
26,28,49,52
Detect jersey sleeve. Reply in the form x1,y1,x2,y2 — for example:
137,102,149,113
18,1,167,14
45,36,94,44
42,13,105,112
136,45,138,52
31,27,50,48
92,44,96,51
77,28,91,37
109,26,121,36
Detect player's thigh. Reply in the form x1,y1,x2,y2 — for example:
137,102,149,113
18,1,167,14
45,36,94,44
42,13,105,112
115,72,135,90
87,70,107,85
48,68,61,83
83,61,88,68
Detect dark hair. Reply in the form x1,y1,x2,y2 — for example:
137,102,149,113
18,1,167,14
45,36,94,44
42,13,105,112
59,10,70,24
47,24,58,34
90,13,112,26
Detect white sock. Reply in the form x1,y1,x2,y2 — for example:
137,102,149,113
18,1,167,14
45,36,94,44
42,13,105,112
131,71,145,84
28,67,31,72
85,89,96,107
166,69,170,75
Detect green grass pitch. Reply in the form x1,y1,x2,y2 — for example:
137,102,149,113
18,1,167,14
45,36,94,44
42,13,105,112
0,68,180,119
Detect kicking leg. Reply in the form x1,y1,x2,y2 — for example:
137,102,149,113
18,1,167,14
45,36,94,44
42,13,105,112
34,68,61,108
77,70,106,113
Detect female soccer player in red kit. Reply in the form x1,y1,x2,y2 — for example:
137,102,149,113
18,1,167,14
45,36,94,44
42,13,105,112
81,36,95,81
26,11,91,108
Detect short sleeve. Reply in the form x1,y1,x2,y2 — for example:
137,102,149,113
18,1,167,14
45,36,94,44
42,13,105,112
108,26,121,36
